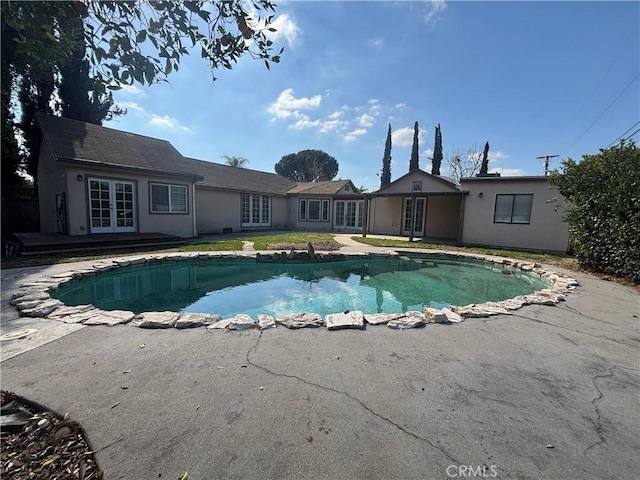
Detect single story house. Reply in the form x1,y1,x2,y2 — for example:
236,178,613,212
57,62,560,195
35,114,570,253
36,114,364,239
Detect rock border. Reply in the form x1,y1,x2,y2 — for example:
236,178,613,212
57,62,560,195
9,251,579,331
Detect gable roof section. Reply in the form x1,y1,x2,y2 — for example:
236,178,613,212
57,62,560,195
286,180,356,195
37,114,202,180
184,157,296,195
374,169,460,195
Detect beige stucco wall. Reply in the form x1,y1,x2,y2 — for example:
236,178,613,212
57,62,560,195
195,189,241,233
37,146,67,233
368,197,403,235
460,178,570,253
271,196,288,229
60,164,197,237
195,189,289,234
424,196,461,239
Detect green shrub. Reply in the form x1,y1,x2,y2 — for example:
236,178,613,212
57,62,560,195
550,141,639,282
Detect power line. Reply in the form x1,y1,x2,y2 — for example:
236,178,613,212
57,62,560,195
606,120,640,148
560,72,640,157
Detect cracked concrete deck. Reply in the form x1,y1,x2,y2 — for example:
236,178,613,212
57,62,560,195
1,240,639,479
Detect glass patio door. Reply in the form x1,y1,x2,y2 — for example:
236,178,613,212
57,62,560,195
335,200,364,229
403,197,426,236
89,178,136,233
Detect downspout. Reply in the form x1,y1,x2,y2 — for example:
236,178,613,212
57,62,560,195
192,182,197,238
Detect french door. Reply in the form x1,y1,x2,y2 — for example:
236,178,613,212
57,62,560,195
335,200,364,229
403,197,426,236
89,178,136,233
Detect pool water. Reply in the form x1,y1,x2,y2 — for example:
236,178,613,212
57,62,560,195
52,255,551,318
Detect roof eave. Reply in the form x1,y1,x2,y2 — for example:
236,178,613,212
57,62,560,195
57,157,204,182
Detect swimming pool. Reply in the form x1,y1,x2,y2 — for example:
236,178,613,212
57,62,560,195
51,253,552,318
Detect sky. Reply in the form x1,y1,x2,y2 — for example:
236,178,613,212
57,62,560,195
104,0,640,192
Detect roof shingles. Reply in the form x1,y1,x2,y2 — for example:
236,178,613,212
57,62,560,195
37,114,357,196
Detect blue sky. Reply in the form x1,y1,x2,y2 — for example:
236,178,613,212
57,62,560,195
105,0,640,191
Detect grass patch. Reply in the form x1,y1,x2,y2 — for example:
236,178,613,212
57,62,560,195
251,233,340,251
180,239,245,251
350,236,578,270
177,233,339,252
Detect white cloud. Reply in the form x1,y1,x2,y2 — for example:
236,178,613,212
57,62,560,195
268,88,322,119
358,113,375,128
265,13,300,47
395,103,407,110
368,38,384,48
149,114,192,133
422,148,434,159
291,114,321,130
424,0,447,26
367,98,381,115
392,126,426,147
117,101,145,112
488,151,508,161
344,128,367,143
119,84,144,95
319,117,346,134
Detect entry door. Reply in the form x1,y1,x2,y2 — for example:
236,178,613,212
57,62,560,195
335,200,364,229
403,197,426,236
89,179,136,233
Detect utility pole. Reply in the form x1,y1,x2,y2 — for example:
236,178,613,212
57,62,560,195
536,154,559,176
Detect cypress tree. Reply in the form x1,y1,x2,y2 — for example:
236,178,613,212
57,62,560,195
432,123,443,175
380,123,392,188
409,121,419,171
479,141,490,175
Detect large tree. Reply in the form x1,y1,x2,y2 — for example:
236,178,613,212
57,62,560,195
409,121,419,171
550,141,639,282
380,123,392,188
431,123,442,175
275,149,339,182
1,0,283,186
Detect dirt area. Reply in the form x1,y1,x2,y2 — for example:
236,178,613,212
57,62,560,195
267,241,342,252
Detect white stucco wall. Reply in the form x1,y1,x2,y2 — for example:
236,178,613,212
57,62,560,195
460,177,570,253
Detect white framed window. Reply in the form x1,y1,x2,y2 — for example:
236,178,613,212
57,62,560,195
494,194,533,224
150,183,187,213
299,199,329,221
242,194,270,226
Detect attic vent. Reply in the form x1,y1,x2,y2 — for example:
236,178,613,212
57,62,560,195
344,185,350,191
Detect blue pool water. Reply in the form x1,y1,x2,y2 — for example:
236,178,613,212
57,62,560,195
52,255,550,318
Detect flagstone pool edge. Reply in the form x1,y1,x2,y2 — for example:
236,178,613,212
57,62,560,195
9,251,579,331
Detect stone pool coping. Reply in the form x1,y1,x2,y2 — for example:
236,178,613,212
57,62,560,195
8,250,579,331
